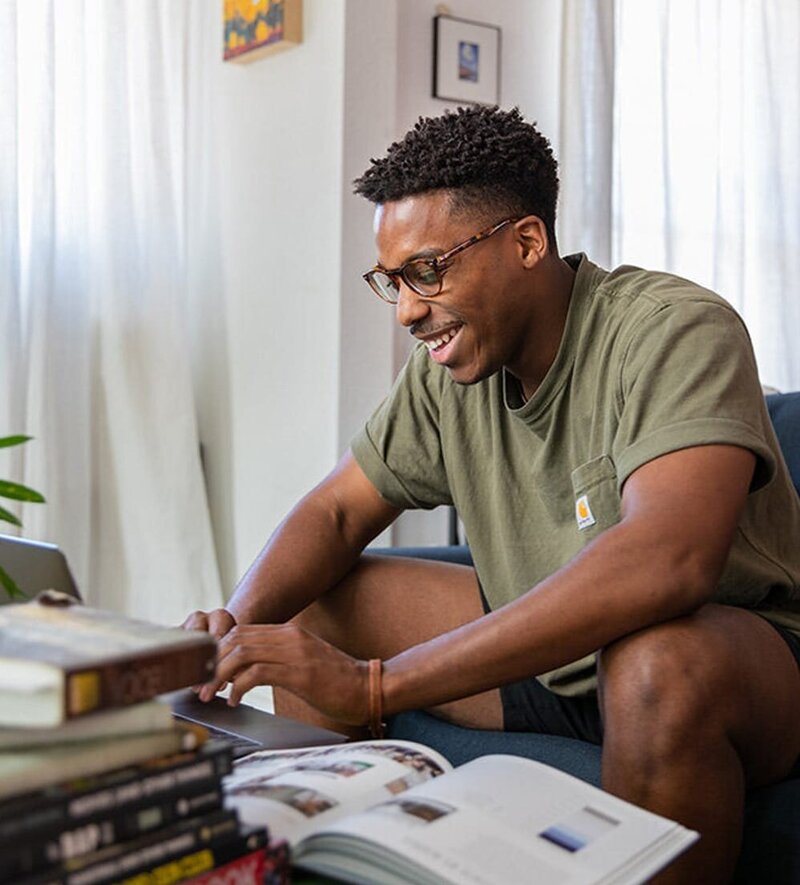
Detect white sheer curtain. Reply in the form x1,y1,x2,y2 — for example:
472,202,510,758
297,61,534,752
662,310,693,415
558,0,800,392
0,0,223,622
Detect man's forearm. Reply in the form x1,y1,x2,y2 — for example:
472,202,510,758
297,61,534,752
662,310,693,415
381,445,753,715
380,514,714,714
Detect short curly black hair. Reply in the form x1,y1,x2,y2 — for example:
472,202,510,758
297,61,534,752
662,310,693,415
353,105,560,247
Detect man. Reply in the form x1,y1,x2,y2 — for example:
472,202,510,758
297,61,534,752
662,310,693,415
184,106,800,882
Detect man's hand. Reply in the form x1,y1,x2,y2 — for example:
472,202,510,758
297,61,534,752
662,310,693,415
181,608,237,641
181,609,237,695
198,624,372,727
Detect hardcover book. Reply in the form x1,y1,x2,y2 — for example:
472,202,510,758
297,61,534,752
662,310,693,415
15,808,269,885
0,595,216,726
0,698,174,750
0,722,205,802
0,739,233,841
186,841,290,885
224,740,699,885
0,741,233,879
2,785,225,880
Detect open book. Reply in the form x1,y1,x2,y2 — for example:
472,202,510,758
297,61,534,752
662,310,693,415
224,739,698,885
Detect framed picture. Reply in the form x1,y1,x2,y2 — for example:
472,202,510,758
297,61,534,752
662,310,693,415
223,0,303,64
432,14,501,105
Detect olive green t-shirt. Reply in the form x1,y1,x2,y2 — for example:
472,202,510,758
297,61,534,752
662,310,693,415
351,254,800,695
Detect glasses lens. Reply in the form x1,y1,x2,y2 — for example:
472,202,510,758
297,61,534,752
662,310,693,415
369,271,399,303
404,261,441,296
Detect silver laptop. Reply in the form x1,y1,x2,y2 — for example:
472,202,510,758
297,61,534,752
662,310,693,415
0,534,347,754
0,533,82,602
165,689,347,757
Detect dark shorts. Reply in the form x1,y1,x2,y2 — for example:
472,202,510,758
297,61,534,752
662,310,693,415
487,590,800,746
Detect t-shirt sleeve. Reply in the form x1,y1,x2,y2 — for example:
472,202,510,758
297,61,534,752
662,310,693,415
613,298,777,489
351,345,453,510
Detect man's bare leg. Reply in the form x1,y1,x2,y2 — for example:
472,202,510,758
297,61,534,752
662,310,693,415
599,604,800,884
273,553,503,736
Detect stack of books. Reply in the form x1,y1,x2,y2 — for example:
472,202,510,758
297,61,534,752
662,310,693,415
0,594,287,885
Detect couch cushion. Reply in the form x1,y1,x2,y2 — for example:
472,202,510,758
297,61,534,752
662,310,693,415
371,544,473,566
767,391,800,497
387,710,602,786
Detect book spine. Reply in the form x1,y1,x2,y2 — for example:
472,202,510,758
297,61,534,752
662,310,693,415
17,810,266,885
87,824,269,885
1,784,225,879
171,846,268,885
0,741,233,841
102,825,270,885
65,646,216,718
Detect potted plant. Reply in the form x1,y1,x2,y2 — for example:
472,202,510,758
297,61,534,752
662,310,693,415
0,435,46,599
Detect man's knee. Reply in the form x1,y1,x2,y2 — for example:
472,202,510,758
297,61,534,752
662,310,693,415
598,614,734,746
600,606,800,792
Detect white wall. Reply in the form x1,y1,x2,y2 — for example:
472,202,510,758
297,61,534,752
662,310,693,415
338,1,399,454
200,1,347,589
196,0,563,590
395,1,562,146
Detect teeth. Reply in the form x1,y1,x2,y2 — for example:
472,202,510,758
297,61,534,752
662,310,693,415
426,328,458,351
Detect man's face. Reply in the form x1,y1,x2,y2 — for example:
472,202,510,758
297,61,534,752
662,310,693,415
374,191,536,386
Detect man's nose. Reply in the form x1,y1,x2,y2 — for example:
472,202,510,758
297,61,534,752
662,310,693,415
395,284,431,327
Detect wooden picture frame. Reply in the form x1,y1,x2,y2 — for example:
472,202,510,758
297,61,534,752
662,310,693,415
223,0,303,63
432,14,501,105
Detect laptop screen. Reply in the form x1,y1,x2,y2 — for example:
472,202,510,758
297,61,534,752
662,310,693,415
0,534,82,604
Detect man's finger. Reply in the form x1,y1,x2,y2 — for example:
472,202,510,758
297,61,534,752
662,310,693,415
228,667,263,706
206,609,237,640
181,610,210,631
196,677,230,702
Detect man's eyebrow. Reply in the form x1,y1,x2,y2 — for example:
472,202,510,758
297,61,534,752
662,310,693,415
408,247,441,260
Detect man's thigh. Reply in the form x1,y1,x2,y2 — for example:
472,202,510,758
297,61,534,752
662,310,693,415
285,553,504,729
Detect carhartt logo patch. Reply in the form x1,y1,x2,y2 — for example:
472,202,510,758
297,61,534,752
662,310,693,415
575,494,596,530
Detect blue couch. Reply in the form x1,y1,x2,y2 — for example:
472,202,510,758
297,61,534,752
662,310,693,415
384,391,800,884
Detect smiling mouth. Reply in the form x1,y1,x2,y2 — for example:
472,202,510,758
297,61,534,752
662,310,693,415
423,325,462,353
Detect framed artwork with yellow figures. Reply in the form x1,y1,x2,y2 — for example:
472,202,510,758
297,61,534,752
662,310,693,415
223,0,303,63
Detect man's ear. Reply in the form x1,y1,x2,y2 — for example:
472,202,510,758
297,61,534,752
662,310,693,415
515,216,549,267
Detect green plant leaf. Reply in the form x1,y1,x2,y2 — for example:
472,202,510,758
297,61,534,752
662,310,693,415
0,563,27,600
0,435,33,449
0,504,22,526
0,480,45,504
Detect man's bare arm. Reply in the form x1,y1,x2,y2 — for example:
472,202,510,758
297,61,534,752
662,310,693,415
183,452,402,632
207,443,756,723
381,443,756,712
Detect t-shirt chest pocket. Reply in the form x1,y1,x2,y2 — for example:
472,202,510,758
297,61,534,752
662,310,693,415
570,455,621,543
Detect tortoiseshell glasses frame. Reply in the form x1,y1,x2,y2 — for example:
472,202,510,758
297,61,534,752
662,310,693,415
362,216,521,304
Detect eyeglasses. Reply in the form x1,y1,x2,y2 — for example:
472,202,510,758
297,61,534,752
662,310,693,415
362,217,520,304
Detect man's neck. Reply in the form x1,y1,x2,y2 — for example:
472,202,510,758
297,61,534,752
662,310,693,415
516,256,576,402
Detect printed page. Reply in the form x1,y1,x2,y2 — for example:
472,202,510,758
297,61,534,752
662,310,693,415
296,754,697,885
224,739,452,846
